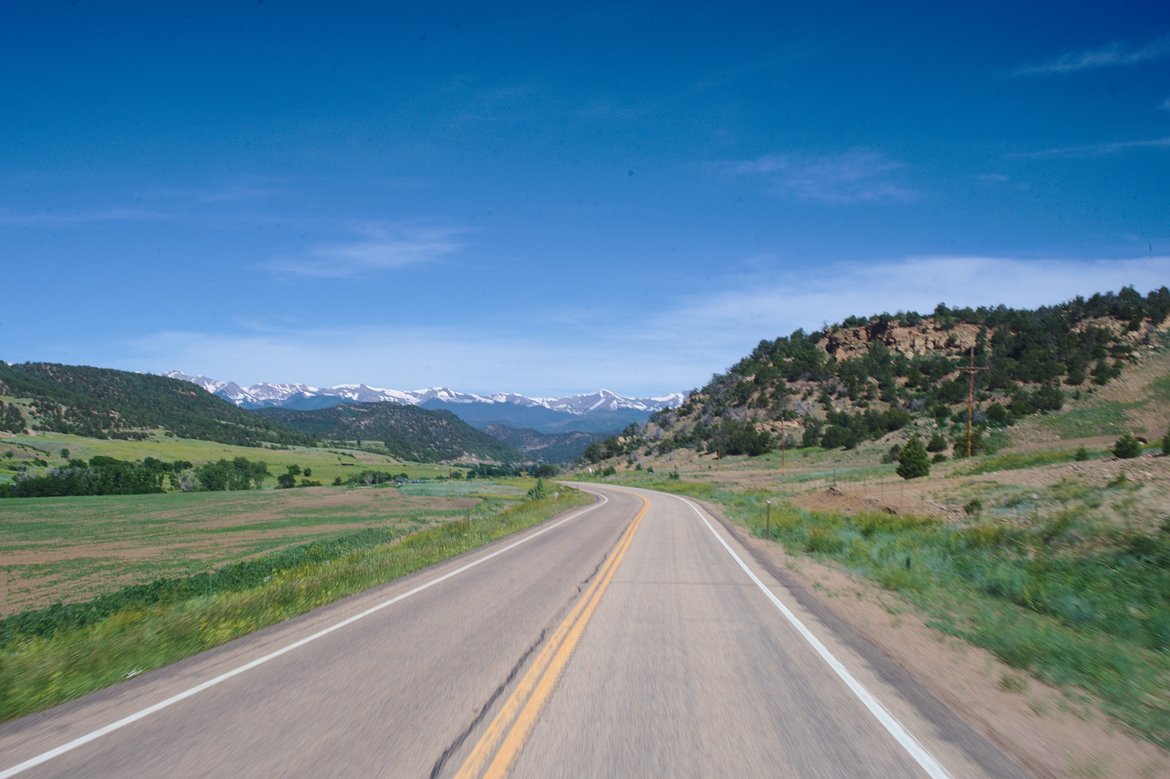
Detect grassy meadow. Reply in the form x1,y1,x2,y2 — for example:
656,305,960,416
0,477,589,721
0,430,457,487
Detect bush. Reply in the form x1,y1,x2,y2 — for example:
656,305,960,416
1163,433,1170,456
1074,445,1090,461
1113,432,1142,459
896,436,930,480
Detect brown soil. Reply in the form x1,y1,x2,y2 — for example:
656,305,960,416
787,453,1170,533
735,524,1170,778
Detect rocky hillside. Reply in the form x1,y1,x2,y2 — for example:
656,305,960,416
591,286,1170,462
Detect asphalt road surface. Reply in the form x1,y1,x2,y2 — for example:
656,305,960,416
0,484,1028,778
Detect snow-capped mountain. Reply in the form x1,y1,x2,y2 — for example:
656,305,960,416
162,371,684,431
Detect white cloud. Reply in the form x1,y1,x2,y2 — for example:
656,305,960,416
120,324,705,398
0,206,171,226
725,150,919,204
656,255,1170,356
267,223,464,277
1014,34,1170,76
115,255,1170,396
1009,137,1170,159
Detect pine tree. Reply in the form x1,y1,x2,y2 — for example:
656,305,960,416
896,436,931,479
1113,432,1141,459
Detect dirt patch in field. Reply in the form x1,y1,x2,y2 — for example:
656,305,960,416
783,453,1170,532
732,522,1170,778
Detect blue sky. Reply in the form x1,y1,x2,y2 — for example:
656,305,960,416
2,1,1168,397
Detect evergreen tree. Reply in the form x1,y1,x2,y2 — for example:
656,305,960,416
896,436,931,479
1113,432,1142,459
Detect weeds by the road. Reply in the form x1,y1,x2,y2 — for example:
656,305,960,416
0,489,591,723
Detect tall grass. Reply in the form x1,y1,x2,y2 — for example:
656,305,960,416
952,449,1079,475
676,478,1170,749
0,489,590,722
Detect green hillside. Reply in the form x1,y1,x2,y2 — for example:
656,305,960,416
257,403,521,464
482,424,599,463
0,362,313,447
593,286,1170,461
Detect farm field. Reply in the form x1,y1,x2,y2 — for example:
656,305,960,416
0,430,456,488
0,484,510,615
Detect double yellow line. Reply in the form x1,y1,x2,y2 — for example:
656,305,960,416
454,495,649,779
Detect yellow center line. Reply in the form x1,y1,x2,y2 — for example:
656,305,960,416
454,496,649,779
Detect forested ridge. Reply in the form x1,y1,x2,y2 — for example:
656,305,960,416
0,362,314,447
257,403,521,463
585,286,1170,462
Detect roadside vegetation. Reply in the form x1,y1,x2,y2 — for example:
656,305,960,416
0,484,589,722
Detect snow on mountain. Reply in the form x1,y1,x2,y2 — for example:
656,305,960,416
162,370,226,395
542,389,686,415
164,371,684,416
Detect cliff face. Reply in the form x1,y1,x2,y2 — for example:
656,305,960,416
822,319,982,360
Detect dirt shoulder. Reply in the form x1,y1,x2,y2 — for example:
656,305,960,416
702,500,1170,779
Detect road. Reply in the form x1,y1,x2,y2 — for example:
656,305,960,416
0,484,1027,778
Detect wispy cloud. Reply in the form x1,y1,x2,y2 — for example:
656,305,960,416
118,255,1170,397
724,150,920,204
0,206,171,227
653,255,1170,362
266,223,464,278
121,324,703,398
151,179,291,203
1009,137,1170,159
1014,34,1170,76
1160,98,1170,111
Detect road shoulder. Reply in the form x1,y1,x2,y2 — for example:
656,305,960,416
698,497,1170,779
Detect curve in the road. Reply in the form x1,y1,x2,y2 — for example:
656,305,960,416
0,493,611,779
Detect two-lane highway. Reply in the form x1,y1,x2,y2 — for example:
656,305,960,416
0,485,1026,777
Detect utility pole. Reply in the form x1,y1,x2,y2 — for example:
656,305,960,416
958,347,988,458
779,414,787,470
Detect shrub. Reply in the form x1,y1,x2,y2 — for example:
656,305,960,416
897,436,930,480
1163,433,1170,456
1074,446,1089,462
1113,432,1142,459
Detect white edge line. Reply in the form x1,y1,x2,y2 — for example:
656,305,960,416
0,493,610,778
678,495,952,779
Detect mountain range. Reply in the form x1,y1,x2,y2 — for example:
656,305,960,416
163,372,684,435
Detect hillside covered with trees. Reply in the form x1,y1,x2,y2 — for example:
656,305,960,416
257,403,521,464
587,286,1170,463
0,363,314,447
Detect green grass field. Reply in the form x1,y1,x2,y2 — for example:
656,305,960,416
0,484,484,614
0,430,456,486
